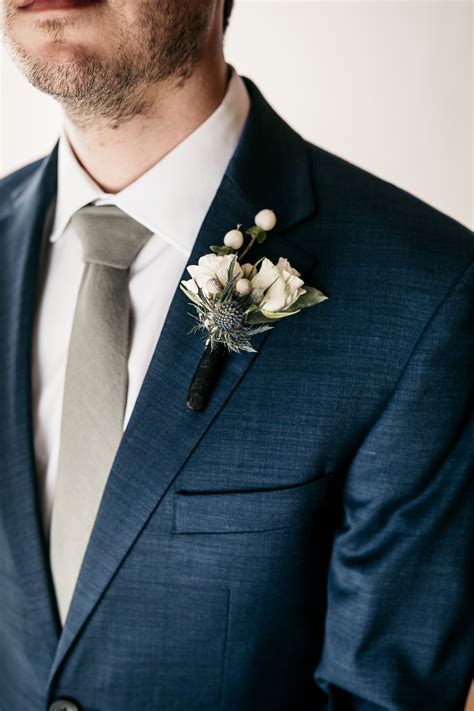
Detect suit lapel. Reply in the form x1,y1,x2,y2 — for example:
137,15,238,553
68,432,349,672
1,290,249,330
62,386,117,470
0,147,61,681
8,80,318,692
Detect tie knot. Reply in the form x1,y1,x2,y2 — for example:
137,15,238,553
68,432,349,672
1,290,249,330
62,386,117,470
71,204,153,270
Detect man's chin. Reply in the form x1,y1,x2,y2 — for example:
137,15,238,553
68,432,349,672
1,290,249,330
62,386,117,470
34,42,90,64
13,37,91,68
14,47,99,101
5,6,103,62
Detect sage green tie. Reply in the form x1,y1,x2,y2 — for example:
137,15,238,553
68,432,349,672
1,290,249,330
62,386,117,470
50,204,153,625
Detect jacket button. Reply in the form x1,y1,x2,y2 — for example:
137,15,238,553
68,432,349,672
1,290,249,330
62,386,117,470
49,700,79,711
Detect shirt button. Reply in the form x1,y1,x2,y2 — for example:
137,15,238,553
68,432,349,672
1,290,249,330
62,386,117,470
49,700,79,711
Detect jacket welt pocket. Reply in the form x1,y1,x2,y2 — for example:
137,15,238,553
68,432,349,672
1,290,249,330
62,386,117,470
172,474,333,534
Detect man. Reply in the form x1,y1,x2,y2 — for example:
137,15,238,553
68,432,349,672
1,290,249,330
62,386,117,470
0,0,472,709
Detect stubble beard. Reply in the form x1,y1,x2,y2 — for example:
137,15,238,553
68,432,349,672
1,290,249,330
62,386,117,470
3,1,209,129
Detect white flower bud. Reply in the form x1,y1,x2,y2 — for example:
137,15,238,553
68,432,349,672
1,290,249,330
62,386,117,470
255,209,277,232
223,229,244,249
235,278,252,296
241,262,254,279
205,277,221,296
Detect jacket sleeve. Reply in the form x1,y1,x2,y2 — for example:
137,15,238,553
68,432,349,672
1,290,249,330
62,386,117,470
314,260,474,711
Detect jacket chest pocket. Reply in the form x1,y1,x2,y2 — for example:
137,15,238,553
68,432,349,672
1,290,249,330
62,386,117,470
172,473,334,534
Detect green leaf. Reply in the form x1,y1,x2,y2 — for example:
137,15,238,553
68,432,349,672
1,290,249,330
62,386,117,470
253,256,266,270
261,276,280,295
179,284,202,307
247,308,300,324
245,225,266,239
286,286,328,311
246,311,272,324
210,245,235,256
227,254,238,281
260,308,300,319
256,231,267,244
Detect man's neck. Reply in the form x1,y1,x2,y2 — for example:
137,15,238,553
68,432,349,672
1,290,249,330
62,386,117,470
62,55,230,194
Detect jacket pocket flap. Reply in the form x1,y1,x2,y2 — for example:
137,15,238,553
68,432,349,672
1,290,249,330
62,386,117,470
173,474,333,534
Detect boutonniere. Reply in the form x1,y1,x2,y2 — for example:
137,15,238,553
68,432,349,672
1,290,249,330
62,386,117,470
180,209,328,411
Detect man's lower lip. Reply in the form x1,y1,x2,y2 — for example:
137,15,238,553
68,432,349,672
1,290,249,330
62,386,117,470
21,0,102,11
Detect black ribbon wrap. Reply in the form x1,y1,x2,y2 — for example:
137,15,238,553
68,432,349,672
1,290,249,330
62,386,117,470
186,343,229,412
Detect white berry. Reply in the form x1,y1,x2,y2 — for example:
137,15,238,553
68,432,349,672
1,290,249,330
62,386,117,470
235,278,252,296
205,278,221,296
251,288,265,303
224,229,244,249
255,209,277,232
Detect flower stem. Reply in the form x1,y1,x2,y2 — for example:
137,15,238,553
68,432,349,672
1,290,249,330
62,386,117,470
238,234,258,262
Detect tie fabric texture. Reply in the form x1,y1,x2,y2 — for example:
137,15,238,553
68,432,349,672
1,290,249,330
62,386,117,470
50,204,153,625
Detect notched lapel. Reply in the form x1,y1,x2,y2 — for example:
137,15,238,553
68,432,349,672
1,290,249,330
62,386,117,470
48,78,320,689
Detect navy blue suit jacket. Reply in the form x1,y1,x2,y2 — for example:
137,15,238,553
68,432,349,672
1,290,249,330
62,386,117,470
0,77,473,710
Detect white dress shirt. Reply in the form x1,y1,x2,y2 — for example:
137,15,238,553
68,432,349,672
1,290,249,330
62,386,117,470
32,68,250,539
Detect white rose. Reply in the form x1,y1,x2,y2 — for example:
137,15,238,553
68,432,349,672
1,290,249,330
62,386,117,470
250,257,306,312
276,257,301,277
182,254,242,296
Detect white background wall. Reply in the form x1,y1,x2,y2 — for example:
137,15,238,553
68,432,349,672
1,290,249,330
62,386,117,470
1,1,472,228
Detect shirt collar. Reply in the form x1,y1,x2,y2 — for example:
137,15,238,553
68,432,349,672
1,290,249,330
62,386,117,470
50,67,250,255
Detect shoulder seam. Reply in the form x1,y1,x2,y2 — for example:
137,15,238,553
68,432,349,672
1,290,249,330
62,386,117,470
389,258,473,383
358,258,473,437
